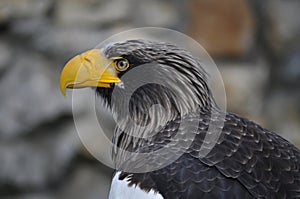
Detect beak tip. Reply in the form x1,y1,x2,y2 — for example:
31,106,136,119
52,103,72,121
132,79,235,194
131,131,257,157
60,88,67,97
60,81,67,97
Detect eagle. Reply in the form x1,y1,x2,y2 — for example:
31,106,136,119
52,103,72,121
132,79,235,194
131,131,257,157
60,40,300,199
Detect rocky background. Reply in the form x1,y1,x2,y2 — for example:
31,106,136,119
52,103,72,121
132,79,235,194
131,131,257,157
0,0,299,198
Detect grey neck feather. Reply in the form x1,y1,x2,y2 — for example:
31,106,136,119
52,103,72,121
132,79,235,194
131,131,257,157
101,40,217,159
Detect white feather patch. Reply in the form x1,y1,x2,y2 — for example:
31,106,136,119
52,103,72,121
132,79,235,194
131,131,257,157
109,172,164,199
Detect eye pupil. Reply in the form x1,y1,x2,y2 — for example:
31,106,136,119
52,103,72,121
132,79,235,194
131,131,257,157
119,61,126,68
116,59,129,71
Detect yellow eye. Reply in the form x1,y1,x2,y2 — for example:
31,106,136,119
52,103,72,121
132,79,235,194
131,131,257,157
114,59,129,71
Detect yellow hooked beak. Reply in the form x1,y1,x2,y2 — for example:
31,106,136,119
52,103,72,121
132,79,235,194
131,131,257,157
60,49,121,96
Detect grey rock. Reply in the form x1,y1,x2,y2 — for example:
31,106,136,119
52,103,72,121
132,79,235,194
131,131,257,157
219,59,269,118
277,45,300,87
55,0,130,27
11,17,51,37
0,41,12,74
31,25,121,58
3,193,55,199
130,0,185,28
21,22,122,58
0,122,80,190
0,51,80,138
55,0,186,30
58,164,113,199
11,17,128,58
0,5,11,25
0,0,53,20
264,91,300,145
267,0,300,45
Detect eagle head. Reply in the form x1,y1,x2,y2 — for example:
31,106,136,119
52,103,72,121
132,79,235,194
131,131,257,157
60,40,216,169
60,39,214,118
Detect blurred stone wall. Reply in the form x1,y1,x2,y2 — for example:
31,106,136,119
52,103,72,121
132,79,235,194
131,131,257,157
0,0,299,198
